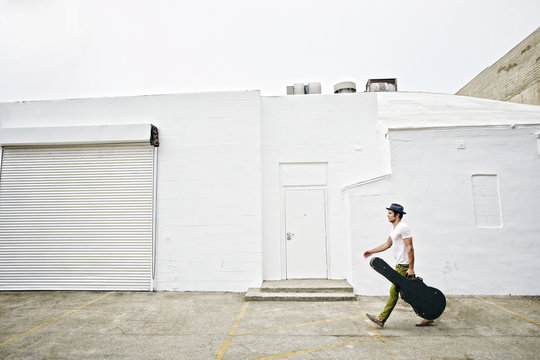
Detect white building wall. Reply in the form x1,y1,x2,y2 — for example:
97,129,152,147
348,125,540,295
3,90,539,295
155,92,262,291
0,91,263,292
261,93,390,280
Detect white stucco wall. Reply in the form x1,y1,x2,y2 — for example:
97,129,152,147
0,91,263,292
2,90,539,295
348,125,540,295
261,93,390,280
154,92,262,291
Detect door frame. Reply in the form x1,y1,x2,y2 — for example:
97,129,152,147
280,185,329,279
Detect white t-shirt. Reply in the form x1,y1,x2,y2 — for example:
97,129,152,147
390,222,413,265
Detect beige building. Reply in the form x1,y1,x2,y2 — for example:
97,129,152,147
456,27,540,105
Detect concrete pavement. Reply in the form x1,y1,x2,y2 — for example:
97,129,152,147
1,291,539,359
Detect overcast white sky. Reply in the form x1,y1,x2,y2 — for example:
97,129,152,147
0,0,538,102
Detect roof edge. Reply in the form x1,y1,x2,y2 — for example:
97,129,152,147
386,123,540,132
342,174,392,193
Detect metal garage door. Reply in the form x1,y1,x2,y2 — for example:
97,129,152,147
0,144,155,290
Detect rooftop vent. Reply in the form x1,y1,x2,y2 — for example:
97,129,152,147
334,81,356,94
365,78,397,92
286,82,322,95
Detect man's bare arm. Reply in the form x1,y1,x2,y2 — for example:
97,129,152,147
404,237,415,276
363,237,392,258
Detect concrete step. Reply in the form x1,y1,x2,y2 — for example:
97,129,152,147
245,288,356,301
245,279,356,301
261,279,353,293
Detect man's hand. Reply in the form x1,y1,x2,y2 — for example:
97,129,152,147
363,251,372,258
406,268,415,277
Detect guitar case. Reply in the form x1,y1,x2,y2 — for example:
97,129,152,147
370,257,446,320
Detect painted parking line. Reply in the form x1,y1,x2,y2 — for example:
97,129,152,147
215,301,250,360
251,337,379,360
239,305,379,360
234,313,364,336
218,302,392,360
0,291,115,347
355,302,398,360
247,307,293,315
476,297,540,327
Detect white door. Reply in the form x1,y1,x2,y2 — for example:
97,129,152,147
285,188,327,279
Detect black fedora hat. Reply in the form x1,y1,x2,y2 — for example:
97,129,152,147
386,203,406,214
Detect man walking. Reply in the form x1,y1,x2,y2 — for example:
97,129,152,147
363,203,433,327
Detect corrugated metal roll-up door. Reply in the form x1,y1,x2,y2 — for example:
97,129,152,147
0,144,155,290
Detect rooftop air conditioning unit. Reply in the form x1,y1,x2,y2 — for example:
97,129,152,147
366,78,397,92
334,81,356,94
286,82,322,95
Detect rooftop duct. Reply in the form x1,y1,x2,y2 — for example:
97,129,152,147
286,82,322,95
334,81,356,93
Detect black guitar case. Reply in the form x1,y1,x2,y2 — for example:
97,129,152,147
370,257,446,320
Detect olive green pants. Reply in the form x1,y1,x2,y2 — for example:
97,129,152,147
379,264,409,322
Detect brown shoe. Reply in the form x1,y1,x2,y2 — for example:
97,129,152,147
415,319,434,327
366,313,385,328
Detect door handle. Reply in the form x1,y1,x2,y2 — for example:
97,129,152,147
286,232,294,240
